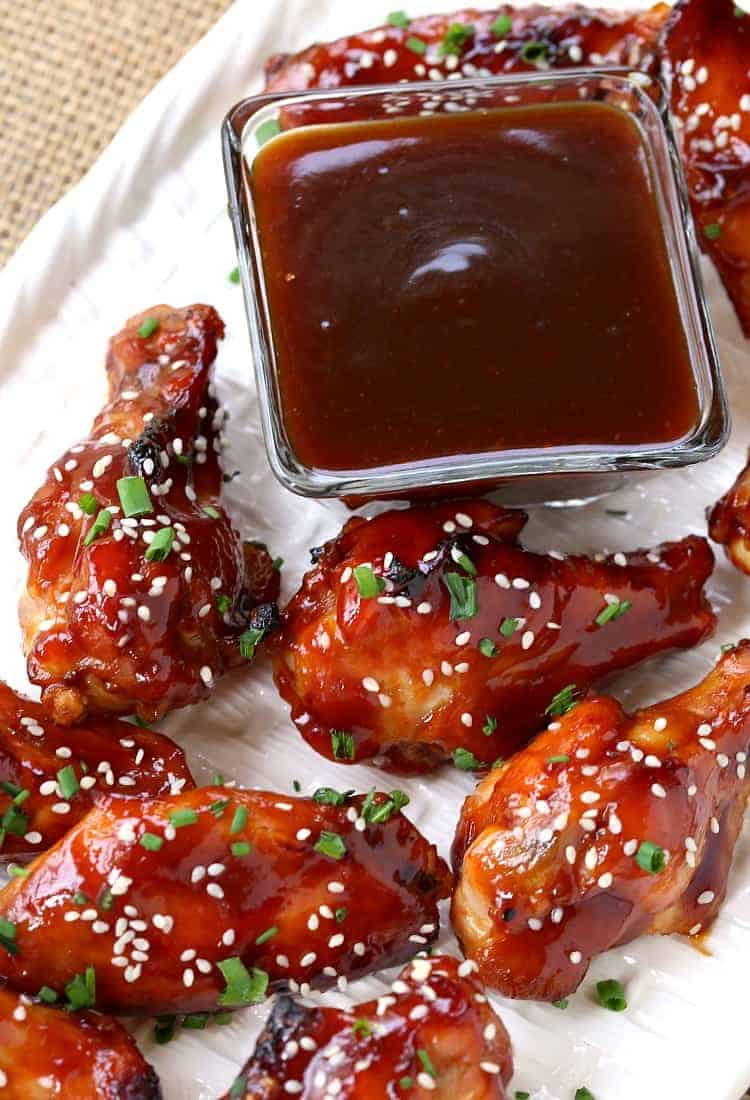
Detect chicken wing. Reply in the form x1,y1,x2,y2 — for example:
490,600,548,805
221,955,512,1100
0,680,193,862
708,455,750,573
0,786,449,1015
18,303,280,727
662,0,750,336
264,0,750,338
451,641,750,1001
0,988,161,1099
275,501,715,773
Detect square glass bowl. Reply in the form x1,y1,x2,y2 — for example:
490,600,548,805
222,69,728,505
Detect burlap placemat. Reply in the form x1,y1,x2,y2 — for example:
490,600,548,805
0,0,231,265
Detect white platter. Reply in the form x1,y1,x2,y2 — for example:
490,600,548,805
1,1,750,1097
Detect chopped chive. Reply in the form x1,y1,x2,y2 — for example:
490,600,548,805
552,998,569,1009
272,556,284,571
635,840,666,874
256,119,281,146
292,780,301,792
388,9,410,27
38,985,58,1003
140,832,163,851
595,599,631,627
482,715,497,735
499,617,519,637
78,493,98,515
56,765,79,800
547,754,570,766
230,805,248,834
0,780,22,798
438,21,474,55
154,1016,177,1044
99,887,114,911
229,267,241,284
0,918,17,956
314,830,347,860
74,891,89,906
238,625,265,661
453,549,477,576
704,222,722,240
331,730,355,761
443,572,477,620
212,773,225,786
605,508,629,518
596,978,627,1012
169,808,198,828
721,642,737,654
229,1076,248,1100
406,34,427,53
417,1049,437,1078
335,907,347,923
209,799,229,818
313,787,353,807
515,1093,531,1100
361,789,409,824
217,957,268,1006
400,1079,414,1091
137,317,159,339
65,965,96,1010
1,802,28,837
144,526,174,562
203,505,221,520
231,841,251,857
216,594,232,615
12,788,29,806
182,1013,210,1030
353,564,386,599
452,747,484,771
575,1090,595,1100
520,39,548,64
491,13,512,36
255,925,278,945
83,508,112,547
117,476,153,518
8,864,30,878
479,637,497,658
352,1017,373,1037
545,684,579,718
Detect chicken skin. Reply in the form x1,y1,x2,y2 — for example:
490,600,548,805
0,988,161,1099
222,955,512,1100
451,642,750,1002
709,457,750,574
265,0,750,337
0,786,449,1015
0,680,193,862
275,501,715,773
18,303,279,727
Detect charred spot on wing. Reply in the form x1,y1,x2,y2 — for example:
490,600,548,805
247,602,281,637
127,422,166,479
122,1065,164,1100
254,993,312,1063
384,556,418,588
310,544,326,564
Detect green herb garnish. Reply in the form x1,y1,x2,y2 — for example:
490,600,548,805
313,787,353,807
140,832,164,851
406,34,427,54
117,476,153,518
635,840,666,874
499,617,519,637
238,626,265,661
545,684,579,718
0,918,17,956
361,789,409,824
596,978,627,1012
547,754,570,765
255,925,278,945
56,765,79,801
443,572,477,619
137,317,159,339
704,222,722,240
388,9,410,27
438,21,474,55
491,13,512,36
65,965,96,1010
452,747,484,771
229,267,241,284
230,805,248,834
331,730,355,761
79,492,98,515
479,637,497,658
144,526,174,562
231,841,251,857
417,1049,437,1078
353,564,386,599
595,599,631,627
83,508,112,547
314,831,347,860
169,808,198,829
483,715,497,735
217,958,268,1006
353,1017,373,1037
520,39,548,64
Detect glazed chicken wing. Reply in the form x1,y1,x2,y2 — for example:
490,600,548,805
0,988,161,1099
18,303,279,727
709,455,750,573
0,786,449,1014
451,642,750,1002
222,955,512,1100
662,0,750,336
275,501,715,773
0,680,193,862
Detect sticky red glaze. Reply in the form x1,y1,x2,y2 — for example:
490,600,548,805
0,680,194,862
662,0,750,336
451,642,750,1001
274,500,715,773
264,5,668,93
709,454,750,574
0,787,449,1015
17,304,279,727
264,0,750,339
222,955,512,1099
0,988,161,1099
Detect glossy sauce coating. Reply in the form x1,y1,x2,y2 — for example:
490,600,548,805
264,0,750,338
253,102,697,472
18,304,279,726
0,988,161,1099
222,955,512,1099
0,680,193,861
710,454,750,573
275,500,715,773
451,642,750,1001
0,787,449,1014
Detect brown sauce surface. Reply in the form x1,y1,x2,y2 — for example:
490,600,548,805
252,101,699,473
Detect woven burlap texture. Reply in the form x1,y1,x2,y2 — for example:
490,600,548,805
0,0,231,265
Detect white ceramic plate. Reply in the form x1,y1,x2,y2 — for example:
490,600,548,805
1,2,750,1097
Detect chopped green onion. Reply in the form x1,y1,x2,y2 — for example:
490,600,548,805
84,508,112,547
1,802,28,837
575,1090,596,1100
499,617,519,637
38,986,58,1003
272,556,284,571
209,799,229,818
99,887,114,911
595,599,631,627
515,1093,531,1100
0,918,17,956
361,789,409,824
406,34,427,53
217,957,268,1006
203,505,221,519
479,637,497,658
353,564,386,599
182,1013,210,1030
0,780,22,798
545,684,579,717
169,808,198,829
400,1079,414,1092
331,730,355,761
352,1017,373,1037
231,841,251,857
117,476,153,518
552,998,569,1009
721,642,737,654
8,864,29,878
596,978,627,1012
140,832,163,851
65,965,96,1010
313,787,353,807
153,1016,177,1044
229,267,241,284
229,1076,248,1100
388,9,410,27
520,39,548,64
417,1049,437,1078
491,13,512,36
443,572,478,620
78,492,98,515
704,222,722,240
74,891,89,906
56,765,79,800
137,317,159,339
238,626,265,661
452,747,484,771
453,548,477,576
255,925,278,945
216,594,232,615
230,806,248,834
635,840,666,874
256,119,281,146
314,830,347,860
144,526,174,562
438,21,474,55
483,715,497,735
335,907,347,922
547,754,570,765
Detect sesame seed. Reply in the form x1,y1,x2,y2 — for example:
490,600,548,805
653,717,667,732
199,666,213,685
455,631,470,646
362,676,380,693
697,890,715,905
651,783,667,799
328,881,345,894
521,630,534,650
580,791,599,804
598,872,613,889
569,950,582,965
